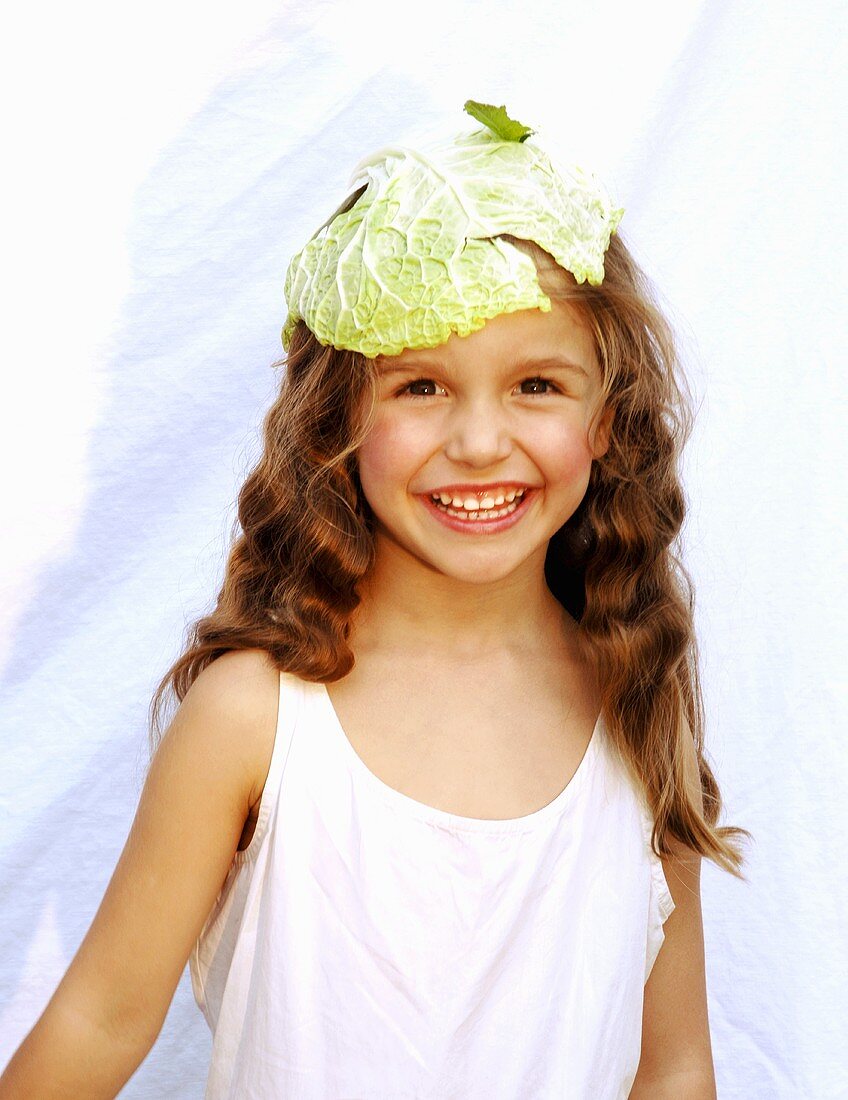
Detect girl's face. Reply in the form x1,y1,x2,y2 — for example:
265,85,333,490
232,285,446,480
356,301,613,587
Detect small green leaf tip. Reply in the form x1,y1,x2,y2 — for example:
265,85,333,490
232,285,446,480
463,99,535,142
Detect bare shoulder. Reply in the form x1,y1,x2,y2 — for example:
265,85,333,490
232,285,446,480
175,648,281,809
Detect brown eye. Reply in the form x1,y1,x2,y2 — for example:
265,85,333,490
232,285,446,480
520,377,561,396
398,379,440,399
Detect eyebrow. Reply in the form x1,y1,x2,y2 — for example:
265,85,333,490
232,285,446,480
376,355,589,378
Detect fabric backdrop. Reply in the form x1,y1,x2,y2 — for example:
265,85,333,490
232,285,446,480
2,1,845,1096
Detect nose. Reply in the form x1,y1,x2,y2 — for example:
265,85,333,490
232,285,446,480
442,395,513,468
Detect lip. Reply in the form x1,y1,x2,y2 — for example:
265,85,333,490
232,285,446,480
421,487,536,534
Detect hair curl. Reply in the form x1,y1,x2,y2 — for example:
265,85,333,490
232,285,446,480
149,230,751,879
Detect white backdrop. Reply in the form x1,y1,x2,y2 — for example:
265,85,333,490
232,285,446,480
1,1,845,1096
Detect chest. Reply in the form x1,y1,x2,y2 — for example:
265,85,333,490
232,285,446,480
323,658,601,821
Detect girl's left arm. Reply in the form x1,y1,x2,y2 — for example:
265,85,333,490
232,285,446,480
629,739,717,1099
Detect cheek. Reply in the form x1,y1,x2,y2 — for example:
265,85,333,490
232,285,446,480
356,412,429,496
535,421,596,481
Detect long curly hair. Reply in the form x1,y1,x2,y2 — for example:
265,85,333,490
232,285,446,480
148,230,751,879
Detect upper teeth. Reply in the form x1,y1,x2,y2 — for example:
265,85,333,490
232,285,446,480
430,488,526,510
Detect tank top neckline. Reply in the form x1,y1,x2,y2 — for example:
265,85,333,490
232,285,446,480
318,680,604,836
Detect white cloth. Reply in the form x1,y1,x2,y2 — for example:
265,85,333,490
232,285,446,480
190,670,674,1099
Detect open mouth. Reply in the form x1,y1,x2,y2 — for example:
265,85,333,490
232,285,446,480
430,487,526,521
422,488,535,531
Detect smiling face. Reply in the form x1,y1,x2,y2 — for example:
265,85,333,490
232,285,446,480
354,300,613,589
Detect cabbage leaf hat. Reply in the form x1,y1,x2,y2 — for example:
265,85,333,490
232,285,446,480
281,100,624,360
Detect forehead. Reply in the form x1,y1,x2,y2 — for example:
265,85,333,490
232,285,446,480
374,300,599,378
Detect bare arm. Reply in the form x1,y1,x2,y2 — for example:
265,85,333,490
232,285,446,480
0,649,278,1098
629,840,716,1098
630,733,717,1099
0,1002,155,1100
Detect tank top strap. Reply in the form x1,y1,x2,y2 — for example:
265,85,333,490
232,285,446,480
232,668,304,865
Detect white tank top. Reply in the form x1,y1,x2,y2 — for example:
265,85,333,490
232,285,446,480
190,669,675,1099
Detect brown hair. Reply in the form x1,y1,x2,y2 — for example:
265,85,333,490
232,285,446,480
149,230,751,879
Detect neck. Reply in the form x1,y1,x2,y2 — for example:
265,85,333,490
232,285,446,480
348,540,575,664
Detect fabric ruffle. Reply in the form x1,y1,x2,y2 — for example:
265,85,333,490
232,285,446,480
641,804,676,982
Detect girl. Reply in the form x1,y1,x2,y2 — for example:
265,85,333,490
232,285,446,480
0,101,749,1099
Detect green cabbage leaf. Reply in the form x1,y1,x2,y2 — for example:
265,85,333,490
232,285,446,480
282,101,623,358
